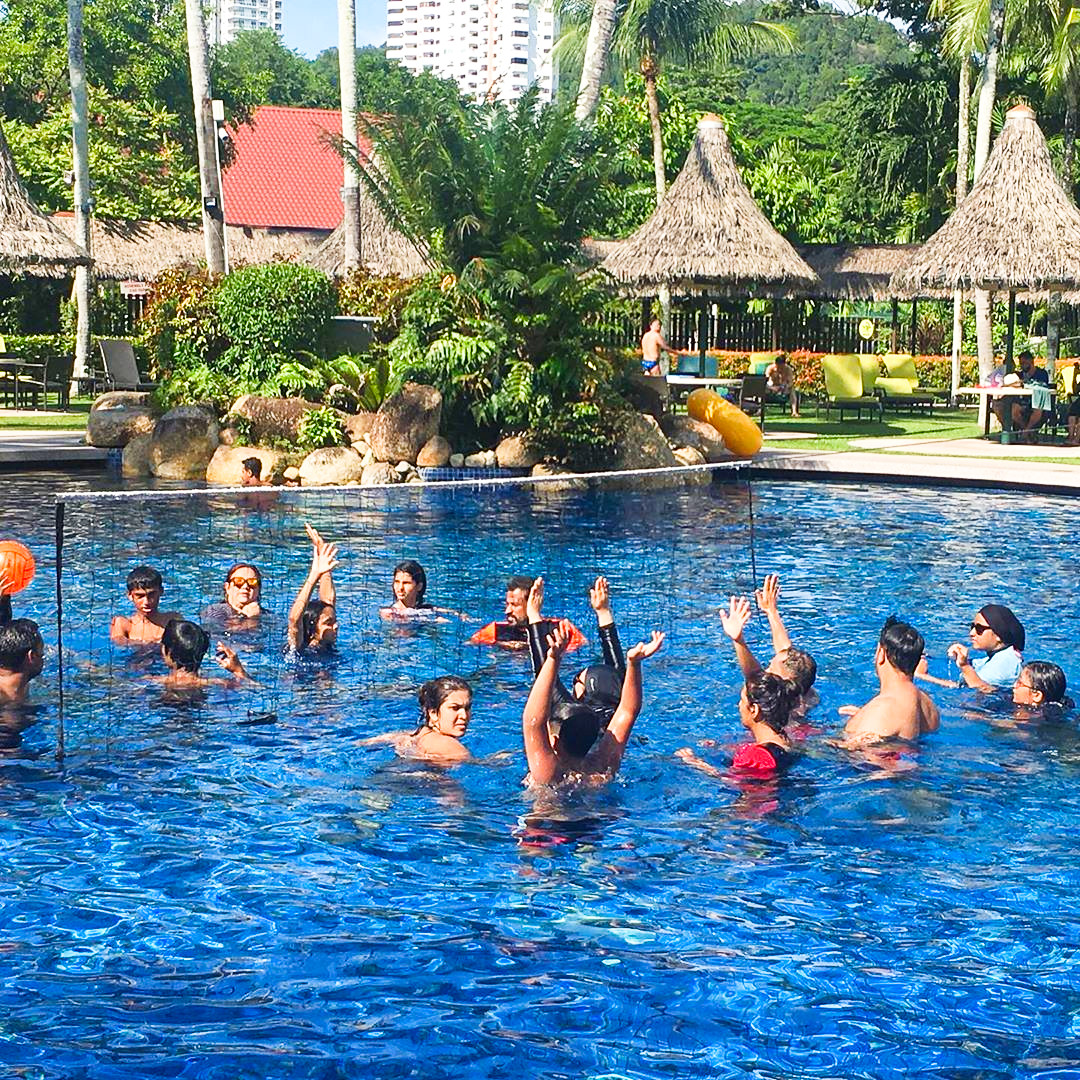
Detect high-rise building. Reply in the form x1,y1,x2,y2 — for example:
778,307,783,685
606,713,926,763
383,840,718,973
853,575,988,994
207,0,284,46
386,0,556,103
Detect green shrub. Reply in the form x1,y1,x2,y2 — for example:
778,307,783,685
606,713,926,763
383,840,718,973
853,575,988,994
151,362,236,413
337,271,417,342
215,264,338,386
136,267,224,379
296,406,346,450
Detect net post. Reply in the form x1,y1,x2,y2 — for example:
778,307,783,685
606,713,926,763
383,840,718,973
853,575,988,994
54,499,65,762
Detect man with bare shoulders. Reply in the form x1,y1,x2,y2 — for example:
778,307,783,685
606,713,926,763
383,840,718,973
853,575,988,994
640,317,678,378
0,619,44,706
110,566,183,645
522,619,664,788
842,616,939,743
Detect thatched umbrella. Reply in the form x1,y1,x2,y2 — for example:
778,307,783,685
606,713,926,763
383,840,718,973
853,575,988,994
309,186,427,278
891,103,1080,380
600,114,817,373
0,120,90,276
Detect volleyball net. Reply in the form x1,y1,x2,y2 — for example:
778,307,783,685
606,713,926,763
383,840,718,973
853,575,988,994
51,464,755,750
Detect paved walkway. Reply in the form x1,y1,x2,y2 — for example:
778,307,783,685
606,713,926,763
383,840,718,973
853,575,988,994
0,429,107,468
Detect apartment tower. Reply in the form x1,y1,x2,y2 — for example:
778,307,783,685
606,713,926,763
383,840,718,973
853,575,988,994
207,0,284,45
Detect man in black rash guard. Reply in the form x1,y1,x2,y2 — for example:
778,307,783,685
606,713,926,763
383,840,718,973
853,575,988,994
526,575,625,730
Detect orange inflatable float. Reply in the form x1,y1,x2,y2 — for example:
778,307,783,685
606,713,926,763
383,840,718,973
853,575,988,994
686,388,764,457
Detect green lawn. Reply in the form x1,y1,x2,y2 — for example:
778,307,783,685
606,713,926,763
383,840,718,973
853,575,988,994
0,401,91,430
763,407,983,451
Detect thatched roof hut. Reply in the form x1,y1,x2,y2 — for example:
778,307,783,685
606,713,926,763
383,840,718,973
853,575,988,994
308,186,427,278
891,104,1080,295
50,215,328,280
796,243,926,301
600,114,818,296
0,120,90,276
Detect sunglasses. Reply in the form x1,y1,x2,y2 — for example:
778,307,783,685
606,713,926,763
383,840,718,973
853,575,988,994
970,621,991,634
228,576,260,589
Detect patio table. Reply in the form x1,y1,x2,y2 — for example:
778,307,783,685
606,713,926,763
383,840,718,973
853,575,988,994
0,355,48,410
956,384,1056,439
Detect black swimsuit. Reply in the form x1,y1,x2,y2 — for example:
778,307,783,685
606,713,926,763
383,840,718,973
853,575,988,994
528,619,625,727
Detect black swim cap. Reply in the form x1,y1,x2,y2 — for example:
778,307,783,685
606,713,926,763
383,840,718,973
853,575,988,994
552,702,601,759
580,664,622,710
980,604,1025,652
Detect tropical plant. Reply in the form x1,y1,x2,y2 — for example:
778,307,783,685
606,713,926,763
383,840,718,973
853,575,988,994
296,406,347,450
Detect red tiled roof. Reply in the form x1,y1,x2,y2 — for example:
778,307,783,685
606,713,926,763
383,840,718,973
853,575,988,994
222,105,372,230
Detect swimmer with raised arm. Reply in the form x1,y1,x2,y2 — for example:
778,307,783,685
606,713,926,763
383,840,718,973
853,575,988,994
287,524,339,654
841,616,939,744
522,619,664,788
526,575,625,727
360,677,474,764
720,579,818,712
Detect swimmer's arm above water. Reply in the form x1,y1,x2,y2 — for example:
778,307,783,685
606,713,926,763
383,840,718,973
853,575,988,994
756,574,793,655
216,643,256,685
721,596,763,680
590,576,625,672
947,643,995,692
592,631,665,772
306,524,337,608
287,527,340,650
914,653,957,688
522,619,571,786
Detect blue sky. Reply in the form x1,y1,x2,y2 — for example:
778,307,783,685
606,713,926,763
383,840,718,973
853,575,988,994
284,0,386,57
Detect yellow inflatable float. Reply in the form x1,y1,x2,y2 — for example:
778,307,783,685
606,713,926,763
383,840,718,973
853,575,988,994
686,388,763,457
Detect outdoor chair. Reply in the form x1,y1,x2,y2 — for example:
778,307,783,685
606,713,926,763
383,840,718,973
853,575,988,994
674,353,719,378
748,351,781,377
879,353,945,410
874,353,935,416
819,353,883,421
626,371,671,420
98,338,155,392
738,374,768,431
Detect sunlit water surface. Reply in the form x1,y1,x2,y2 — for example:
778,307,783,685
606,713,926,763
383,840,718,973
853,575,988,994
1,471,1079,1079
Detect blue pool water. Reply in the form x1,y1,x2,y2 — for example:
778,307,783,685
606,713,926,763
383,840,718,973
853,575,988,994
2,471,1080,1078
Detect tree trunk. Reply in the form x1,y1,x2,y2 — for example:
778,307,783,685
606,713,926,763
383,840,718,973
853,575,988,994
186,0,225,274
950,56,971,399
575,0,618,122
67,0,92,396
643,58,671,333
972,0,1002,382
338,0,361,271
1064,72,1079,186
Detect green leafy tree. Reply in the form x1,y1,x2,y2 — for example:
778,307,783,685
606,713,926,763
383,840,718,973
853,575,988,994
213,29,332,110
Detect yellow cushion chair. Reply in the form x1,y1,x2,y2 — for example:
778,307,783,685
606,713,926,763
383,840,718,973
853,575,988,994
878,352,938,413
820,354,883,421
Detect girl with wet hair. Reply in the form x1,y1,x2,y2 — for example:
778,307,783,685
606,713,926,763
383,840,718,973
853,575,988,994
287,524,339,655
380,560,460,621
359,676,474,763
1013,661,1070,711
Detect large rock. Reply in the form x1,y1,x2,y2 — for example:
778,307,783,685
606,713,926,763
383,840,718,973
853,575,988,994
609,413,686,490
361,461,395,486
86,391,157,448
417,435,451,468
121,433,153,477
672,445,706,467
149,406,220,480
229,394,325,443
495,434,540,469
530,462,588,494
205,445,286,486
368,382,442,464
342,412,377,444
659,414,729,463
298,446,364,486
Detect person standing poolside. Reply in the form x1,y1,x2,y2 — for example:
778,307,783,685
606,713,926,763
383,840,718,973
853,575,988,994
360,677,474,764
522,619,664,788
918,604,1025,692
200,562,263,628
765,355,800,417
287,524,339,655
110,565,184,645
842,616,939,743
640,317,678,377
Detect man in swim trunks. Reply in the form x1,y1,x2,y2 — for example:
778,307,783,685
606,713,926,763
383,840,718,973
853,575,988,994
0,618,44,706
841,616,939,743
640,317,678,378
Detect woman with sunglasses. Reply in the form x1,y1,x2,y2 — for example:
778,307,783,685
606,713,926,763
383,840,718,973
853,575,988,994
940,605,1025,692
200,562,263,628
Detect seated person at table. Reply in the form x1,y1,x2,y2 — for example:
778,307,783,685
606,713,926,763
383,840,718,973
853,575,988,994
993,352,1050,438
842,616,939,743
0,619,44,706
526,575,625,729
1066,394,1080,446
765,355,800,417
720,578,818,713
469,575,583,652
919,604,1025,692
110,565,183,646
522,619,664,788
287,524,339,655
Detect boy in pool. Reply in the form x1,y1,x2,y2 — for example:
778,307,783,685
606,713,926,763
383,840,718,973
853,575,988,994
841,616,939,743
721,576,818,712
522,619,664,788
156,619,254,690
110,566,184,646
0,618,44,705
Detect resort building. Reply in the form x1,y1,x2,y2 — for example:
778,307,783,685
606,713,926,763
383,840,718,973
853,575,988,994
207,0,284,45
385,0,556,102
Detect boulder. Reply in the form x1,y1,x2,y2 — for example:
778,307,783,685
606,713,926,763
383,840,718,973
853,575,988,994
361,461,395,486
298,446,364,486
608,412,686,490
672,445,706,467
394,460,412,476
283,466,300,483
229,394,326,443
449,453,465,468
342,411,376,444
417,435,451,468
149,406,220,480
86,391,157,448
464,452,487,468
530,462,588,494
495,434,540,469
659,414,729,463
219,426,239,446
121,433,153,477
205,445,286,486
368,382,443,464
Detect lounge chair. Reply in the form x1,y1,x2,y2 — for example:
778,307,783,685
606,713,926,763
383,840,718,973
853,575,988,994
98,338,155,392
738,374,768,432
876,353,939,414
819,353,882,421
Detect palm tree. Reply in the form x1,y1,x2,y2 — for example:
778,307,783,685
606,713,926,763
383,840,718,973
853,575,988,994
67,0,92,390
576,0,619,121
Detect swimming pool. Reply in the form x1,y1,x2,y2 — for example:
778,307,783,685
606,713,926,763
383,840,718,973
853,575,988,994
3,472,1080,1078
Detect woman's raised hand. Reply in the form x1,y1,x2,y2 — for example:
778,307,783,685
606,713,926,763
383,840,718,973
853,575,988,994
720,596,752,642
627,630,665,663
312,541,340,579
589,576,610,613
545,617,573,662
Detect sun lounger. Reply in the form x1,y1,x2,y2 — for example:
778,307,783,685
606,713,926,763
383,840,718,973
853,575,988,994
819,353,882,421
